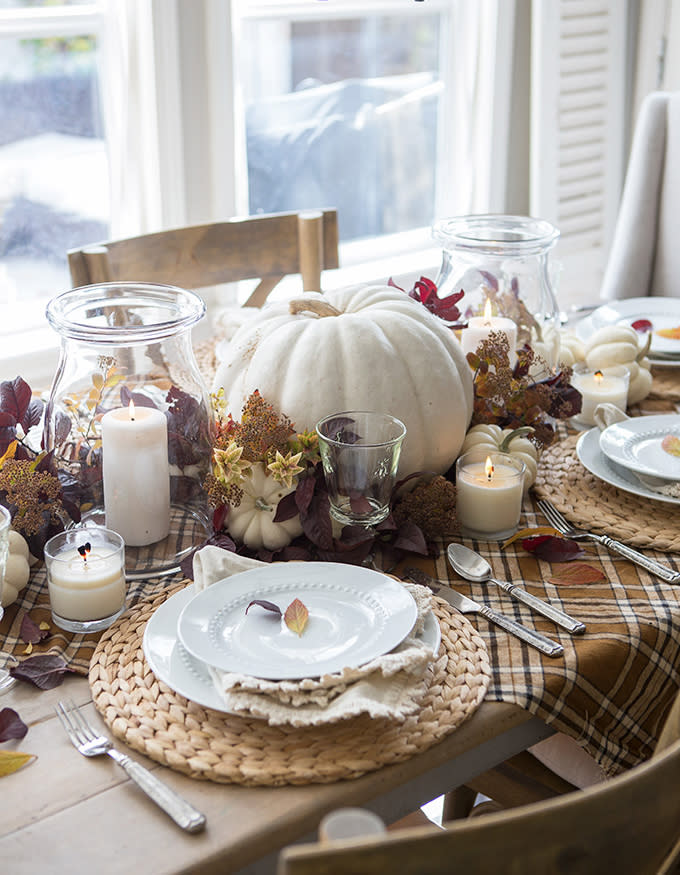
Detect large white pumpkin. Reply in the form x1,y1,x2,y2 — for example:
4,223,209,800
213,285,474,476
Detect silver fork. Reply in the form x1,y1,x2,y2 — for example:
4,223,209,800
537,499,680,585
56,699,206,833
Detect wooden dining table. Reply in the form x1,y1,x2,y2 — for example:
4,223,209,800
2,374,680,875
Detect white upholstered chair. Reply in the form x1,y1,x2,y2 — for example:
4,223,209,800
601,90,680,300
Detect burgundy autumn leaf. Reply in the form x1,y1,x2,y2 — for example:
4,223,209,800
9,654,74,690
349,492,373,514
19,614,50,646
294,472,317,515
522,535,585,562
246,599,282,618
631,319,652,333
300,489,334,550
0,377,32,427
273,490,299,522
120,385,159,410
548,562,606,586
0,708,28,742
391,519,429,555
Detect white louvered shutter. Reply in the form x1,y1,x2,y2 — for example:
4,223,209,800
530,0,631,301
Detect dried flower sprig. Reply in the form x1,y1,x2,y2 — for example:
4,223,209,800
467,331,582,448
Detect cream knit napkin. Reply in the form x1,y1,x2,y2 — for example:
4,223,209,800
191,546,437,727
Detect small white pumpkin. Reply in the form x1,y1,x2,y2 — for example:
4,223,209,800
224,463,303,550
213,286,474,477
1,531,31,607
557,330,586,367
461,424,539,491
584,325,653,405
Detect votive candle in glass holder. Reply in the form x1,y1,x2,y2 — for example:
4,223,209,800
570,364,629,429
45,527,126,633
456,450,525,541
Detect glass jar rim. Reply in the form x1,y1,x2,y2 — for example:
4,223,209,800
432,214,560,256
45,282,206,344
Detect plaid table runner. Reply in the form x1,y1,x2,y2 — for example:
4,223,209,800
401,491,680,777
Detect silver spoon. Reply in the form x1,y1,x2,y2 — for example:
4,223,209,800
447,543,586,635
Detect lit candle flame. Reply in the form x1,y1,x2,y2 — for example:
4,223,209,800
594,370,604,384
485,456,494,481
128,399,136,421
77,541,92,563
483,298,493,323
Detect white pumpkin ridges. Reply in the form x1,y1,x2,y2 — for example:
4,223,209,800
214,287,473,476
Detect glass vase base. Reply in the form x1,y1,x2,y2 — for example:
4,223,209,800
74,503,212,580
459,524,519,542
51,606,125,634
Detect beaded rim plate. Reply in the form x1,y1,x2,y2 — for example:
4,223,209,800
143,585,440,714
176,563,418,679
576,298,680,365
599,414,680,480
576,427,680,505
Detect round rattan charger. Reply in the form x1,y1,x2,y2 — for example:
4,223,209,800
89,584,491,786
534,433,680,553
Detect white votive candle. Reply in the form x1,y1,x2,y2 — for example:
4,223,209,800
456,451,525,540
102,401,171,546
571,365,629,428
460,299,518,366
45,529,126,633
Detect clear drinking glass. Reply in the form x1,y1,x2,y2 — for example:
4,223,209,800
43,282,214,578
316,411,406,527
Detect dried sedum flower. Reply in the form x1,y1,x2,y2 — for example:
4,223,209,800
393,475,458,540
0,460,63,535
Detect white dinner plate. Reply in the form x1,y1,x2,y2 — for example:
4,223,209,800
176,562,419,679
576,427,680,506
576,298,680,366
598,415,680,480
143,585,441,714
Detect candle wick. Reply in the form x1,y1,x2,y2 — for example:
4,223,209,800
77,541,92,563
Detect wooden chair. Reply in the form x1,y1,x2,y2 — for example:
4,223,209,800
278,692,680,875
67,209,339,306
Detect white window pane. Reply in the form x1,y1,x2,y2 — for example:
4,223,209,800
0,30,108,309
241,13,441,243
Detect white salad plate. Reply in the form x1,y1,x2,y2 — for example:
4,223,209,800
176,562,419,679
576,298,680,366
599,415,680,480
576,427,680,506
143,584,441,714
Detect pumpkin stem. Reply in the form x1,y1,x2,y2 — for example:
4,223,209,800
636,330,652,362
255,497,274,512
289,298,342,318
498,426,535,452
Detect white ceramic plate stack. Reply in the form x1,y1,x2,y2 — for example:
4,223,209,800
576,298,680,367
142,562,440,714
576,414,680,506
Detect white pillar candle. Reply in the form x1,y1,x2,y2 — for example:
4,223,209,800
102,402,171,546
456,451,525,539
44,529,126,632
460,300,518,366
571,366,629,427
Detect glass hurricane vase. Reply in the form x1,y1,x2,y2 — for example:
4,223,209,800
43,282,214,578
432,214,561,367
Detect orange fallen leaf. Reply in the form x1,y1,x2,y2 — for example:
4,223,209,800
661,435,680,458
502,526,564,549
284,598,309,637
548,562,606,586
0,750,36,777
656,325,680,340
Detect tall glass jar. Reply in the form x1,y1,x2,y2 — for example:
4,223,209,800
43,283,214,578
432,214,561,366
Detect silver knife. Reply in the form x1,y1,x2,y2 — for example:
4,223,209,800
404,567,564,658
447,543,586,635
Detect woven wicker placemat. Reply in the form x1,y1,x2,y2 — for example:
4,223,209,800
650,366,680,402
534,433,680,553
89,584,491,786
